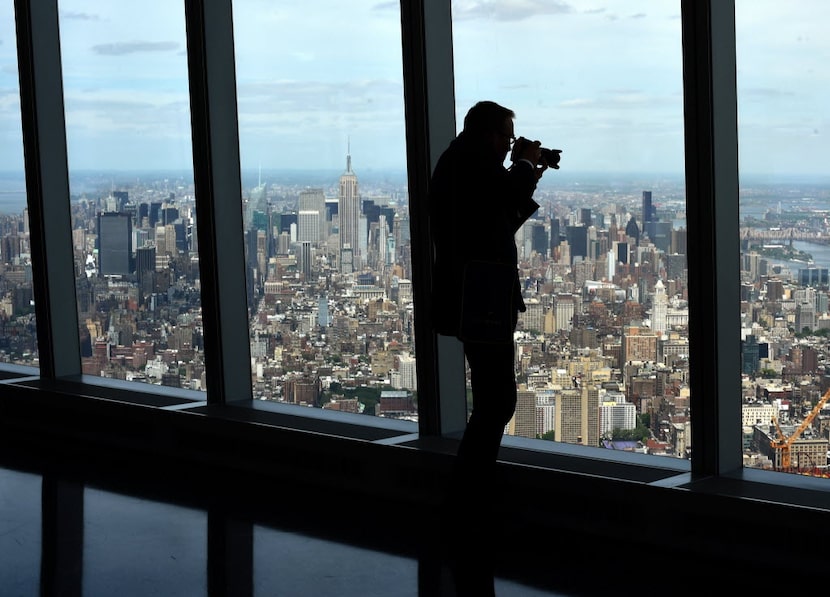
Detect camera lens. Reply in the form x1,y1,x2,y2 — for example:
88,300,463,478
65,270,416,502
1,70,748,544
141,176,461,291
540,148,561,168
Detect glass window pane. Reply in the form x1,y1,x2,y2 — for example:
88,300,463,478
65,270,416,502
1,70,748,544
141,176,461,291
233,1,417,422
451,1,689,458
737,0,830,478
58,1,205,392
0,0,39,369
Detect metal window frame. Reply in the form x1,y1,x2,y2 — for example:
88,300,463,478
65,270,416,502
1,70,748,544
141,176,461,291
15,0,80,379
681,0,742,476
184,0,252,404
12,0,747,478
401,0,467,438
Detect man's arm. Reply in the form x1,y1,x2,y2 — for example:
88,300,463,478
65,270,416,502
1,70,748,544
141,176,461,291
504,160,541,233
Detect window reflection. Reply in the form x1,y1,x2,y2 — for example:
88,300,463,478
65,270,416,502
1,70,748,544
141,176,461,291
0,0,38,368
736,0,830,477
451,1,689,457
232,1,416,420
58,1,204,390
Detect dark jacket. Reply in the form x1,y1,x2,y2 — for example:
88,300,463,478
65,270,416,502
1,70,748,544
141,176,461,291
428,132,540,339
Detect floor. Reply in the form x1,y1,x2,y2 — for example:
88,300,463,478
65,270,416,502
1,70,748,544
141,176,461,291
0,451,610,597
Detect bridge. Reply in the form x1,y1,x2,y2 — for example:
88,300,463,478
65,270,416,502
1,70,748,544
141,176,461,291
740,227,830,243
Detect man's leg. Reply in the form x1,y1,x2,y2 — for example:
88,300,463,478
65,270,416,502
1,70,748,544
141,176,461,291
457,339,517,475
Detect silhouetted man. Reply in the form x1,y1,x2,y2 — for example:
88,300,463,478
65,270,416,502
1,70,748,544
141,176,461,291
428,101,551,585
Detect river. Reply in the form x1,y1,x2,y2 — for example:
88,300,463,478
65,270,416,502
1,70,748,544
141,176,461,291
763,240,830,274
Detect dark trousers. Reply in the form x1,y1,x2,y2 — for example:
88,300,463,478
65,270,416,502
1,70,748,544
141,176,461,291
446,338,517,508
443,339,516,596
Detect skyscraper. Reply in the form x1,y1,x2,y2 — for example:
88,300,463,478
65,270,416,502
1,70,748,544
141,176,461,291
339,149,360,273
511,388,537,438
553,293,576,332
651,279,668,335
554,385,599,446
580,207,592,226
565,225,588,262
531,222,548,256
297,211,321,244
642,190,653,226
97,212,133,275
298,188,326,242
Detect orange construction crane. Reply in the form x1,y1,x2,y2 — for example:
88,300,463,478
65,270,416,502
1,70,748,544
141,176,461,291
770,387,830,472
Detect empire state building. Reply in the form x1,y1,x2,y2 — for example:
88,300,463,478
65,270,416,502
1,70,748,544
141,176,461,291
338,150,360,273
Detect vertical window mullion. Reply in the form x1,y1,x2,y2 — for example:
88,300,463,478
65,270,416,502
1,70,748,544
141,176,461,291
401,0,467,437
14,0,81,379
682,0,742,476
185,0,251,404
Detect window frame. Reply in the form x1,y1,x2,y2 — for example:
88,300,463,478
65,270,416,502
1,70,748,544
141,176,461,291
9,0,830,506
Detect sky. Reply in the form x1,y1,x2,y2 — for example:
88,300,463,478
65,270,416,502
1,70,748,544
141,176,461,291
0,0,828,179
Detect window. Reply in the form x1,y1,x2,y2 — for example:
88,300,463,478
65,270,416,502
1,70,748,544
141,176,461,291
450,0,689,457
736,0,830,478
58,1,204,390
0,0,38,369
232,0,416,420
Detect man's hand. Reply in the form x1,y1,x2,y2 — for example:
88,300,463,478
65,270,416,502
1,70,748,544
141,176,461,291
510,137,542,165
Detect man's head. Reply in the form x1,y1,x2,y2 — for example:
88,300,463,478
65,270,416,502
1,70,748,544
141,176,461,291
462,101,515,161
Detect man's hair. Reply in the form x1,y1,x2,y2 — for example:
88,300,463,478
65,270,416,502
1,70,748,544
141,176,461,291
462,101,515,137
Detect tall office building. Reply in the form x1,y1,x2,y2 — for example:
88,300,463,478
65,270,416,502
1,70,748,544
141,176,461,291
616,241,629,265
642,190,653,226
671,227,687,255
798,267,829,287
297,211,321,244
97,212,133,275
298,188,326,242
137,202,149,227
549,218,561,253
554,385,599,446
625,217,640,247
511,389,537,439
135,246,156,280
742,334,760,375
565,225,588,262
149,201,162,227
531,222,548,257
651,280,668,335
553,293,577,332
519,298,544,333
646,221,672,253
339,150,361,273
397,353,417,391
796,301,816,332
622,323,659,363
580,208,591,226
599,395,637,437
299,241,312,281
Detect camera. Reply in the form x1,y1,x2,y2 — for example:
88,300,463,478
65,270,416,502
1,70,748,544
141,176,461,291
512,137,562,169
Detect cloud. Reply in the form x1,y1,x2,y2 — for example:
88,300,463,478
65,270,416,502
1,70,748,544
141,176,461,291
92,41,180,56
452,0,573,22
237,79,402,116
60,11,101,21
739,87,798,100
